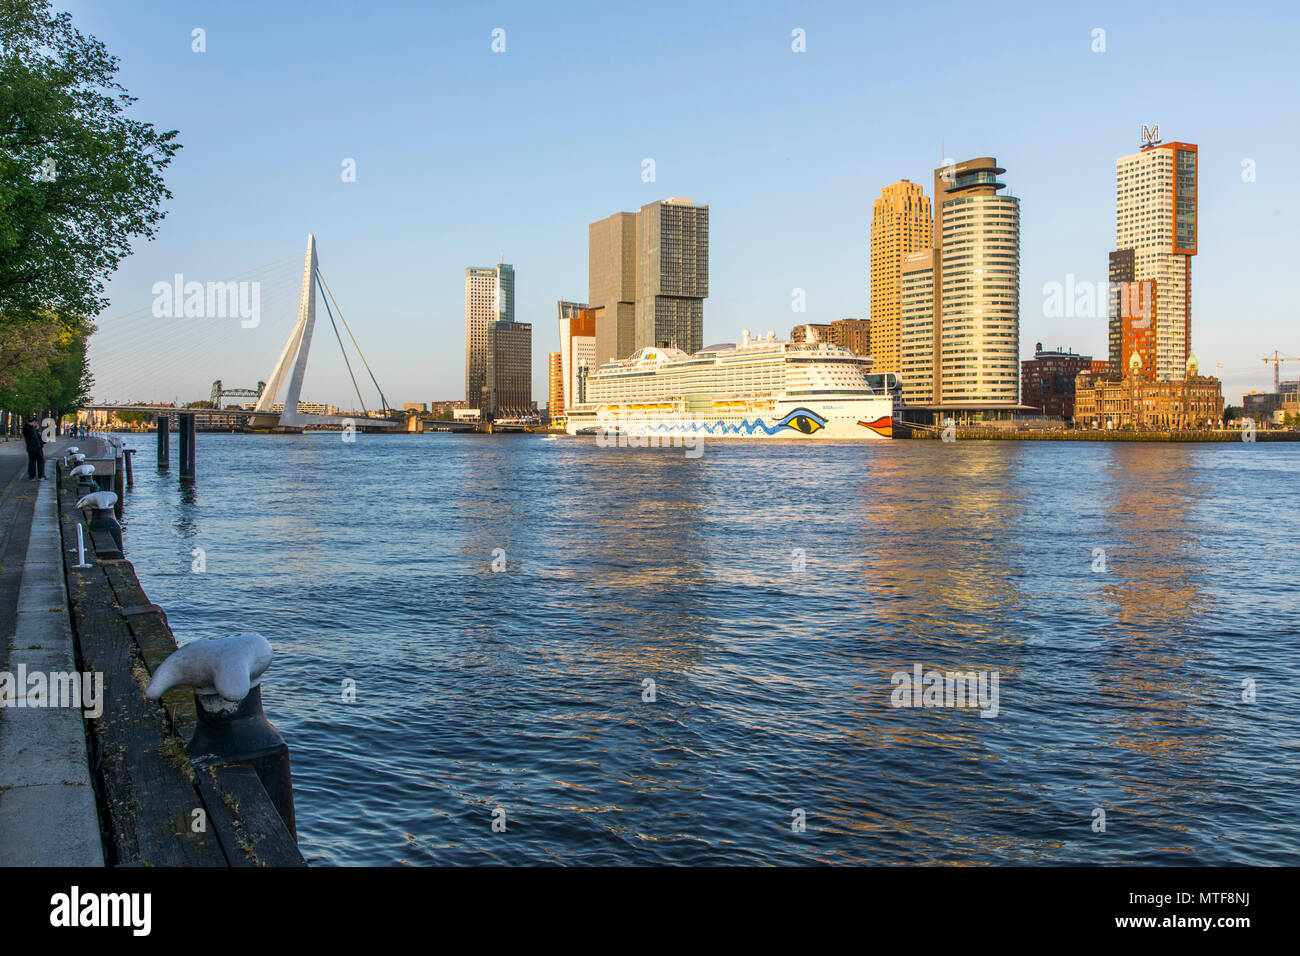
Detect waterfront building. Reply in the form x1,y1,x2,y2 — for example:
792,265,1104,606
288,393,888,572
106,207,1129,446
269,401,337,415
1243,391,1283,424
548,351,564,418
1239,381,1298,425
589,198,709,365
1075,358,1222,429
1108,135,1198,382
869,180,933,375
466,262,515,407
830,318,870,357
403,403,428,413
636,198,709,357
791,322,832,344
589,213,637,367
791,318,871,357
1118,279,1158,381
557,301,598,413
429,399,467,419
898,249,936,406
1020,345,1096,420
898,158,1021,416
1283,380,1300,419
482,319,532,420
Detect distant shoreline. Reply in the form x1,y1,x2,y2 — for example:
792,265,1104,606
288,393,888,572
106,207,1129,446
916,429,1298,443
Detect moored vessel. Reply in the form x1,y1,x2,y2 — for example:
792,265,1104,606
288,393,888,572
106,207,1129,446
564,330,900,440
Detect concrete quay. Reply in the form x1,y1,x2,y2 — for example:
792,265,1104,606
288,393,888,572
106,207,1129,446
0,437,104,865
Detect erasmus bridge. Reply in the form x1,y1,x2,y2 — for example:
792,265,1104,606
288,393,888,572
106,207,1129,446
85,235,400,433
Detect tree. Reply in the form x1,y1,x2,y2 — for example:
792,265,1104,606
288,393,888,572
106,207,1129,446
0,311,92,415
1,0,180,398
112,409,154,427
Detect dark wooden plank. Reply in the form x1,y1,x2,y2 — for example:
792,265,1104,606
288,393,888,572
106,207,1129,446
101,563,195,739
194,765,306,867
57,470,304,868
59,484,227,867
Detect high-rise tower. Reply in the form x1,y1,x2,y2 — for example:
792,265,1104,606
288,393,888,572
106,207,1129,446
635,197,709,356
1108,132,1197,381
466,262,514,407
899,158,1020,408
588,213,637,368
588,198,709,366
870,181,932,374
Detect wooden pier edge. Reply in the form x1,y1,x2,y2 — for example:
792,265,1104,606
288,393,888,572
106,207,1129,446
57,456,305,866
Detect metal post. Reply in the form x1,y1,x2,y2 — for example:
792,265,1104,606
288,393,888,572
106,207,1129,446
72,524,91,569
157,414,170,469
113,467,124,519
179,413,195,482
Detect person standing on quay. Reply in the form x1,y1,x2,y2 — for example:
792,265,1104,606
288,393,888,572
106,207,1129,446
22,415,46,479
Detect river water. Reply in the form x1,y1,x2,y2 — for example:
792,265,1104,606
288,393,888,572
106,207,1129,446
114,433,1300,865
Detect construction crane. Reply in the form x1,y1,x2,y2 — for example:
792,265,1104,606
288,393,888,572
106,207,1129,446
1261,352,1300,393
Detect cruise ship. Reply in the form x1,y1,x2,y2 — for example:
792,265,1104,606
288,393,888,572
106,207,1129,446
564,330,899,440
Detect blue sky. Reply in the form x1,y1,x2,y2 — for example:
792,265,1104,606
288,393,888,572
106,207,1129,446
73,0,1300,409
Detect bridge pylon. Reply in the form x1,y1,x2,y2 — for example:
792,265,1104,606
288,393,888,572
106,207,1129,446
246,235,397,432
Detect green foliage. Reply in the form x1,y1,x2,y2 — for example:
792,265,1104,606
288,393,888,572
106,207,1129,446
0,0,181,324
1,0,179,416
0,311,92,415
112,409,154,426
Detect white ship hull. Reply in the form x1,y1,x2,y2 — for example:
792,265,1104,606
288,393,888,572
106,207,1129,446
565,395,895,440
564,336,899,440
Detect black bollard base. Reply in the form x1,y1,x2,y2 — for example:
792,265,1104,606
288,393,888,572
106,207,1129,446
87,508,124,557
188,685,297,841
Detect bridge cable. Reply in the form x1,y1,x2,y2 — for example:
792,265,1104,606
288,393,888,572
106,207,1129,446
316,269,391,413
315,274,368,416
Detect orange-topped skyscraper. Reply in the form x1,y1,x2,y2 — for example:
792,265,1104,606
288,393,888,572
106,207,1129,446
869,180,932,375
1108,129,1197,381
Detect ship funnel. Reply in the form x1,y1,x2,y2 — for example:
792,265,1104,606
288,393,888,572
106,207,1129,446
742,329,751,347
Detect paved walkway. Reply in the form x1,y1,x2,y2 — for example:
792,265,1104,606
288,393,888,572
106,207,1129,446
0,437,105,866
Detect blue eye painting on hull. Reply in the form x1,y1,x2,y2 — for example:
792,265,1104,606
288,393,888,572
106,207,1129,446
628,407,829,436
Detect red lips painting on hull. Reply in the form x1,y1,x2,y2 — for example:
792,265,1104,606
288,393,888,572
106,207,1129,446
857,416,893,437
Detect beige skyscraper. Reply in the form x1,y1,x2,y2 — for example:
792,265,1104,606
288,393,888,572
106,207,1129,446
588,198,709,366
899,158,1020,411
869,181,932,374
899,249,936,405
